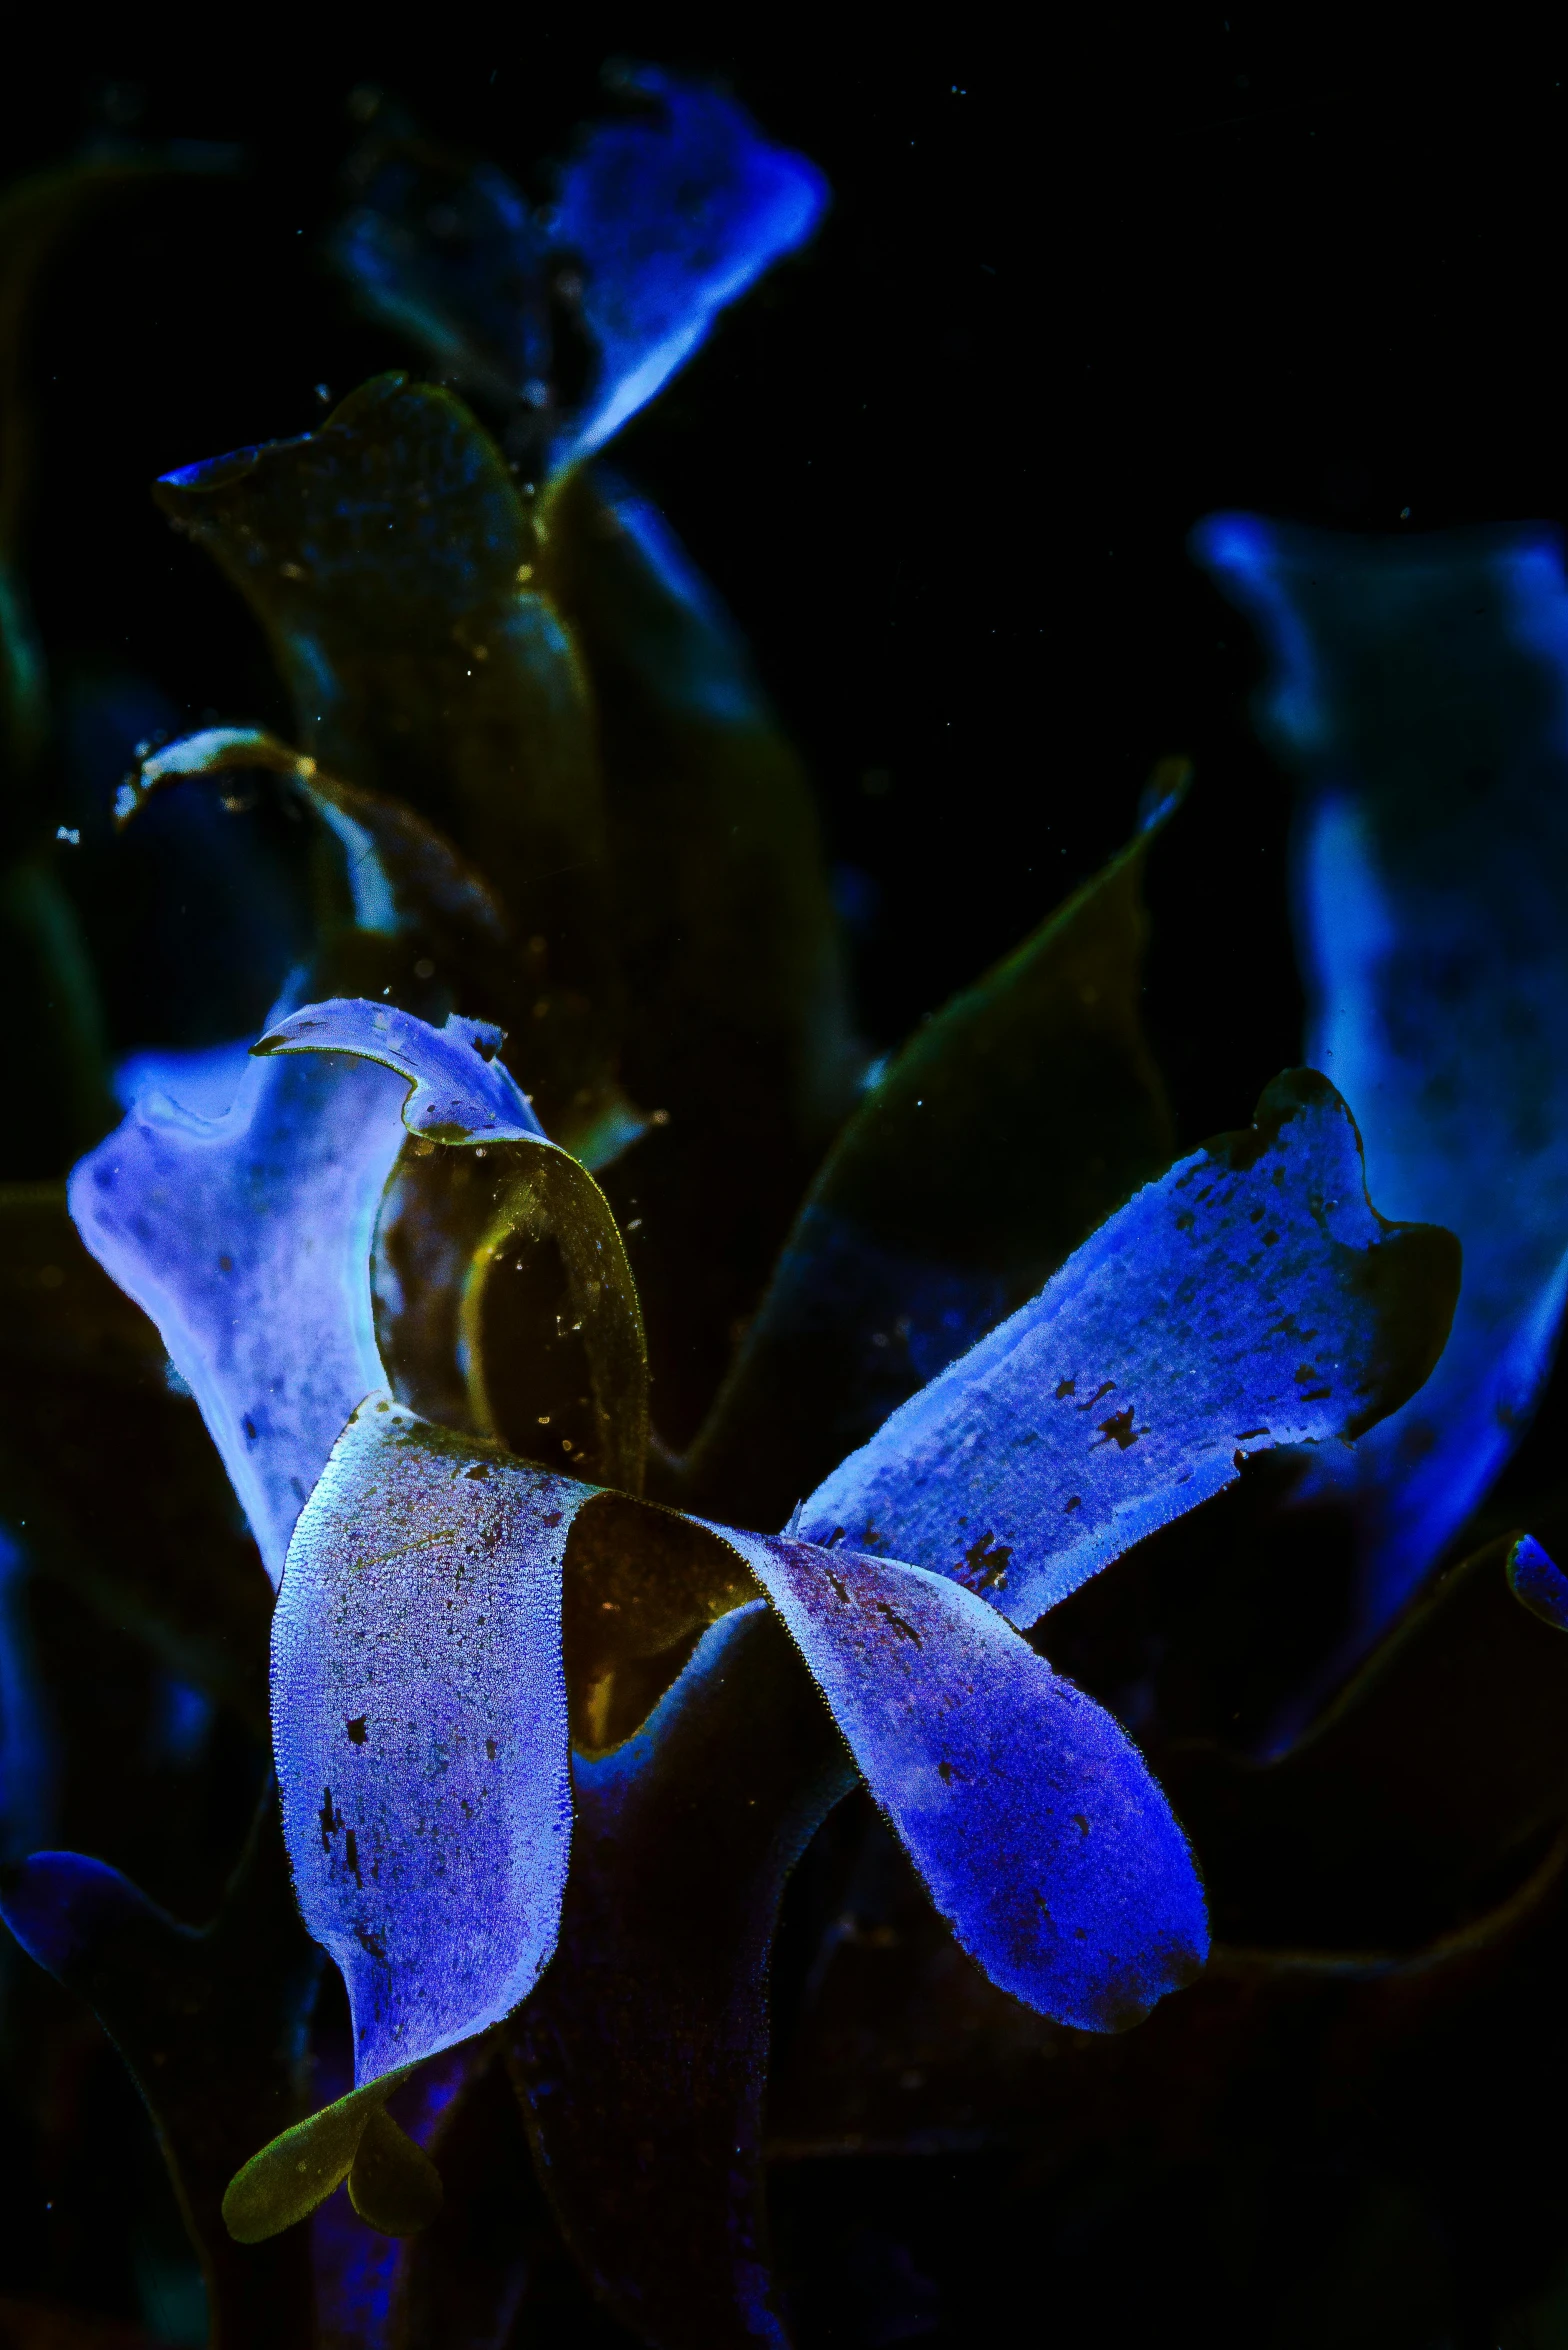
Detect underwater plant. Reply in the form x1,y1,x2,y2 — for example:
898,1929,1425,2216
8,60,1568,2350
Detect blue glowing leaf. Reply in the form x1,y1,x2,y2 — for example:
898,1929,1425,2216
273,1396,591,2090
710,1528,1209,2029
0,1527,54,1861
1508,1534,1568,1631
68,1025,408,1586
1193,514,1568,1639
800,1070,1459,1627
258,998,543,1143
550,69,827,467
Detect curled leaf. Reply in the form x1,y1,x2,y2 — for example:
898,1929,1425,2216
262,995,647,1492
68,1024,408,1585
273,1398,591,2090
800,1069,1460,1627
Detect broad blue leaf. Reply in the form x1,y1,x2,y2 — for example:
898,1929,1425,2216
1193,514,1568,1641
712,1528,1208,2030
273,1396,591,2088
68,1016,408,1585
800,1069,1459,1627
551,68,827,466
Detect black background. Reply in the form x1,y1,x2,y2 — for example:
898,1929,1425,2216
10,13,1566,1142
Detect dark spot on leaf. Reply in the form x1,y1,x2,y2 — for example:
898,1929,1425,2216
938,1760,954,1783
242,1415,257,1443
1055,1377,1077,1400
318,1787,342,1851
1262,1229,1280,1246
1064,1495,1083,1513
541,1510,562,1527
485,1737,497,1760
1076,1381,1116,1413
1072,1813,1090,1836
465,1461,490,1479
355,1926,387,1961
956,1532,1012,1591
345,1716,368,1745
875,1601,922,1646
344,1827,363,1886
1094,1406,1143,1451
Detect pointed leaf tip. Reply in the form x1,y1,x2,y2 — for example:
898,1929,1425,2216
1508,1534,1568,1631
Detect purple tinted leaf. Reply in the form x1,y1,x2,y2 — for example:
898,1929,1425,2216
273,1395,591,2089
550,69,828,467
709,1529,1208,2030
258,996,543,1143
1193,516,1568,1641
68,1029,408,1586
799,1069,1459,1628
1508,1534,1568,1631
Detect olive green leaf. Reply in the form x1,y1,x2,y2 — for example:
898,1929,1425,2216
539,466,866,1449
152,373,638,1162
683,766,1187,1523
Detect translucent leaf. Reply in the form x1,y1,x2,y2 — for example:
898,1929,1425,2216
538,466,865,1453
272,1398,590,2094
153,373,635,1159
548,65,828,466
0,1794,321,2345
1193,514,1568,1641
799,1069,1460,1626
0,1182,271,1724
685,768,1185,1520
260,995,647,1493
67,1022,409,1585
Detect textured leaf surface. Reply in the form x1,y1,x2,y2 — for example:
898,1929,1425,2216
800,1069,1459,1626
686,771,1183,1520
0,1797,321,2347
274,1397,592,2090
67,1029,407,1586
1194,514,1568,1641
718,1527,1208,2029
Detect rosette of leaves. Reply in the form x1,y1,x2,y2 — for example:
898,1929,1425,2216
8,64,1568,2350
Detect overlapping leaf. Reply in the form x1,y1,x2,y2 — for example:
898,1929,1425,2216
685,769,1185,1521
800,1068,1460,1626
1194,514,1568,1644
153,372,635,1161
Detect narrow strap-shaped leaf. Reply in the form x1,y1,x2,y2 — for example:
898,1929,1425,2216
800,1069,1460,1627
1194,513,1568,1644
273,1397,592,2091
261,995,648,1492
68,1023,409,1586
0,1793,321,2348
684,770,1185,1521
541,466,866,1454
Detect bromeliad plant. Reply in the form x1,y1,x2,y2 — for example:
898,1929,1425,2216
10,62,1568,2350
